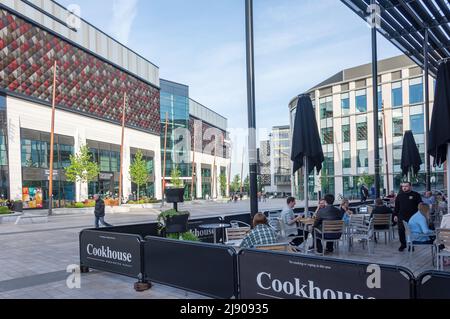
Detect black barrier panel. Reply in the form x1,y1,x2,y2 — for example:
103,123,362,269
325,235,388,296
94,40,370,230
144,236,238,299
80,230,143,278
101,223,160,238
188,216,223,243
238,250,414,299
416,271,450,299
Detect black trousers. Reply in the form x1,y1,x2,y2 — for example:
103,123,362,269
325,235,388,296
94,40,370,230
315,233,340,253
289,230,309,246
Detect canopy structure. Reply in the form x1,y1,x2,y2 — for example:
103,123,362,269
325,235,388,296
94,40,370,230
342,0,450,77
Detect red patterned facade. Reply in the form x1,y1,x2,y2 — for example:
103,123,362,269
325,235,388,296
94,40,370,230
0,9,160,134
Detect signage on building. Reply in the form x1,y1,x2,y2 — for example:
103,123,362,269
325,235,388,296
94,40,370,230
44,170,59,176
99,173,114,180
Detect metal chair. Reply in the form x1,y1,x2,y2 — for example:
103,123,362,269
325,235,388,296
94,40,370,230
254,243,295,252
314,220,345,256
372,214,392,244
403,221,436,266
435,228,450,270
348,215,374,254
229,220,251,228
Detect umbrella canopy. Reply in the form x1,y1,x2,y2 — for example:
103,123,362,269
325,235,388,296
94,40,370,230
401,130,422,177
428,60,450,166
291,94,324,175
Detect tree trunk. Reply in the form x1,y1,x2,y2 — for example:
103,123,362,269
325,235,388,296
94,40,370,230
137,184,140,202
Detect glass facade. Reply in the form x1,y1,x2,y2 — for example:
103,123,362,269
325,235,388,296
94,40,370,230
342,124,351,143
356,122,367,141
201,167,211,199
87,141,120,197
393,117,403,137
343,150,351,169
357,149,368,168
130,150,155,200
160,80,191,177
320,96,333,119
20,129,75,209
410,114,424,135
378,86,383,110
321,127,334,145
341,93,350,115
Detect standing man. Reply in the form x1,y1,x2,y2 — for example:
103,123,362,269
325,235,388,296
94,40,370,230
394,182,422,251
94,194,113,228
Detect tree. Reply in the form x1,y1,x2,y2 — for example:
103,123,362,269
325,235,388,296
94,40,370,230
219,173,227,197
129,150,148,201
170,166,183,188
358,173,374,188
65,145,99,201
244,175,250,194
230,175,241,193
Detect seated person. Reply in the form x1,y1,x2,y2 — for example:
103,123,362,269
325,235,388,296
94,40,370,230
370,198,394,230
240,213,277,249
281,197,306,246
340,198,352,225
408,203,435,245
313,194,344,254
314,199,326,217
422,191,436,206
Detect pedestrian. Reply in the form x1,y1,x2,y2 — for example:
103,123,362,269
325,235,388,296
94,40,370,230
360,184,369,203
394,182,422,252
93,194,113,228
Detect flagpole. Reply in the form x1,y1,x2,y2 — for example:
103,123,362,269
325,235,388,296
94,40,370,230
119,93,126,205
240,146,245,193
48,61,57,216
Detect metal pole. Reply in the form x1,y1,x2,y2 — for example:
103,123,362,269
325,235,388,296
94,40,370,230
190,131,196,200
304,156,308,214
48,61,57,216
245,0,258,216
119,93,126,205
161,113,169,206
371,0,381,198
382,103,390,194
447,144,450,214
424,28,431,191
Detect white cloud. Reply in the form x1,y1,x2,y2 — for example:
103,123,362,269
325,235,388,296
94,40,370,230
109,0,139,45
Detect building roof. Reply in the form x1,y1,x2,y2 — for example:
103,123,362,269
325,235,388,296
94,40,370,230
342,0,450,78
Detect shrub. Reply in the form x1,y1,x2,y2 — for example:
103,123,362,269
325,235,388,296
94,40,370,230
0,206,11,214
166,232,200,242
74,202,85,209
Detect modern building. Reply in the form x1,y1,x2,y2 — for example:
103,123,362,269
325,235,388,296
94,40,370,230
160,79,230,200
289,55,444,201
0,1,230,208
258,126,291,196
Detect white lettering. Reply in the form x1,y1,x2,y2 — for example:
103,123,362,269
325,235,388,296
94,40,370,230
86,244,132,263
256,272,271,290
366,264,381,289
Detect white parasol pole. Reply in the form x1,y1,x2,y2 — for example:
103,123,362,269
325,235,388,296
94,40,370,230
304,155,308,216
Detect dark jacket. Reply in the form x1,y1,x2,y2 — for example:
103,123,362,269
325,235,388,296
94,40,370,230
314,205,344,229
394,191,422,221
94,198,105,217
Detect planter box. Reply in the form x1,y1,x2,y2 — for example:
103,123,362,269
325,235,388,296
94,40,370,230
165,213,189,234
165,188,185,203
12,201,23,212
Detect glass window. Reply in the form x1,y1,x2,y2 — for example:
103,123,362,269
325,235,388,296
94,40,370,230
356,122,367,141
355,89,367,113
410,114,424,135
59,145,73,168
393,145,402,166
341,93,350,115
357,149,368,168
378,86,383,110
323,152,334,176
0,95,5,110
409,77,423,104
343,150,351,169
100,150,110,172
321,127,334,145
342,124,350,143
392,81,402,108
110,151,119,172
393,118,403,137
320,97,333,119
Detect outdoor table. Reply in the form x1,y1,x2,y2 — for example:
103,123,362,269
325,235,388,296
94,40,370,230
297,218,315,253
198,223,231,243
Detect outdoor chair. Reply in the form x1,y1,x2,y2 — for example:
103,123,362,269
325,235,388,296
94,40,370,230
277,217,304,245
348,215,374,254
314,220,345,256
254,243,295,252
224,226,250,246
268,217,281,234
372,214,392,244
435,228,450,270
403,221,436,266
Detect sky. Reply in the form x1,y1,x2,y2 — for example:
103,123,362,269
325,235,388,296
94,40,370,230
57,0,402,177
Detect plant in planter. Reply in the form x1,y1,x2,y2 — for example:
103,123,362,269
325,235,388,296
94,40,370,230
157,209,193,239
165,166,185,210
0,206,11,215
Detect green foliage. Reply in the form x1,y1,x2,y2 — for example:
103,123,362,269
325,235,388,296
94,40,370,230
170,166,183,188
230,175,241,193
358,173,375,187
219,173,227,196
244,175,250,193
167,232,200,242
65,145,99,201
0,206,11,214
157,209,189,223
129,150,149,201
75,202,85,208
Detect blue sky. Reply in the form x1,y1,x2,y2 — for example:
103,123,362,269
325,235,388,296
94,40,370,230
57,0,402,177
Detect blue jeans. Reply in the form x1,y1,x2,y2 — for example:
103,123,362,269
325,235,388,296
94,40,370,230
95,216,113,228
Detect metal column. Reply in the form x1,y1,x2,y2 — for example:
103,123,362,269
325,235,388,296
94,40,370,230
424,28,431,191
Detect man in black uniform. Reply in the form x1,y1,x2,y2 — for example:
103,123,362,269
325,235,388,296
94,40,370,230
394,182,422,251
